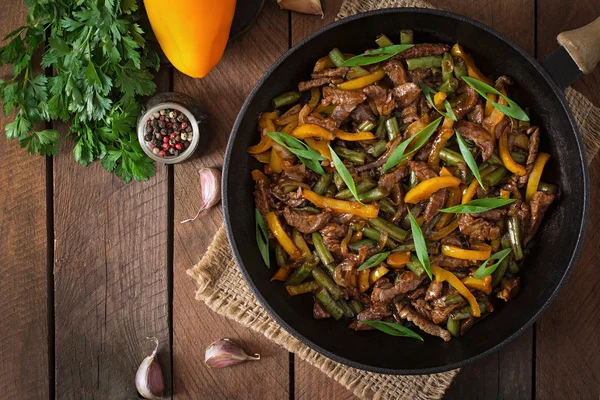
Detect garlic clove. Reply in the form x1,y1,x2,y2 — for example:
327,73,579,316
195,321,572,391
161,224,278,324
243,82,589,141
277,0,324,17
135,337,165,400
205,338,260,369
180,167,222,224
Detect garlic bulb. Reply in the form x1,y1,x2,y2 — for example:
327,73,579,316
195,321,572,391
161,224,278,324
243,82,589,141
180,167,221,224
277,0,324,17
205,338,260,369
135,337,165,400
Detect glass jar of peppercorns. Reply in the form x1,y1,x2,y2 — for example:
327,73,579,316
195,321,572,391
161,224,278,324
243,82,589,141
137,92,208,164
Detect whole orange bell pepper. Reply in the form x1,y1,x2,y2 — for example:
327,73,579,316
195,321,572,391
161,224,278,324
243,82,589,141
144,0,237,78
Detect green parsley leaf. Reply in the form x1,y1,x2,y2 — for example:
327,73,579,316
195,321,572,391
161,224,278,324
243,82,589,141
462,76,529,121
407,210,432,279
361,320,424,341
474,248,512,279
440,198,516,214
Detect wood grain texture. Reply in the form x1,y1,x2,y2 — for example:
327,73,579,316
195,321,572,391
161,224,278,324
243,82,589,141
171,2,290,399
0,3,49,399
52,70,172,399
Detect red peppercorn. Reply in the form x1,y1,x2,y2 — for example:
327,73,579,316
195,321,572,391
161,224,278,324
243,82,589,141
146,119,151,125
170,132,178,139
159,115,165,121
162,143,170,151
158,150,166,157
163,136,170,143
167,123,173,129
175,143,183,150
180,122,188,129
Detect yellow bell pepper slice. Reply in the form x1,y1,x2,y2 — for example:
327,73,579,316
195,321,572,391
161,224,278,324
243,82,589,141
308,88,321,109
334,130,376,141
265,212,301,259
526,152,551,202
440,166,453,177
252,150,271,163
387,252,411,268
248,135,272,154
271,266,292,281
461,179,480,204
251,169,269,183
358,269,370,293
304,137,332,160
499,131,527,176
369,265,389,285
429,219,459,241
442,244,491,261
269,144,284,173
292,123,335,140
450,43,493,85
404,176,461,204
281,120,299,134
337,69,385,90
303,189,379,219
462,275,492,295
500,189,511,199
249,112,279,154
292,229,312,258
433,91,447,109
483,90,507,133
432,265,481,317
313,55,335,72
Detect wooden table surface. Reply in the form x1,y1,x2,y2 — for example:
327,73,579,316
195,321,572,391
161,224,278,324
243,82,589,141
1,0,599,399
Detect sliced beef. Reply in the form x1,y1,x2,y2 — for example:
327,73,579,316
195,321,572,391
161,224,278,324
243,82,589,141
430,304,462,324
467,100,484,124
313,301,331,319
409,161,437,182
383,59,407,86
306,114,338,132
320,222,346,259
474,208,507,220
331,104,357,126
458,214,501,241
407,287,426,300
440,234,463,247
333,259,356,288
497,277,521,302
311,67,349,79
349,103,376,123
495,75,513,92
452,81,478,120
517,127,540,187
254,179,271,214
378,166,409,192
371,271,426,304
393,43,450,60
357,303,393,322
414,142,433,162
298,77,331,92
407,68,432,83
392,83,422,108
424,189,447,223
395,302,452,341
363,85,396,116
425,280,444,301
455,120,495,161
283,207,332,234
322,86,367,106
401,100,420,123
429,254,478,269
525,191,555,244
412,298,433,320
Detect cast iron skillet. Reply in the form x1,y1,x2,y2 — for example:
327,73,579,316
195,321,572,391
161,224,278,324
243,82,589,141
222,8,596,374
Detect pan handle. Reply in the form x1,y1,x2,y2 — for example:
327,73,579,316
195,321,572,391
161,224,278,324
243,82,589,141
541,17,600,90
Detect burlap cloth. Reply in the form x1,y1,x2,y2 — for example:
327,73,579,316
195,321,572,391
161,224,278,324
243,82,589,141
187,1,600,398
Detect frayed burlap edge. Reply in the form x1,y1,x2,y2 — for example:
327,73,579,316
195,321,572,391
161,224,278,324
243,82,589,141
187,0,600,398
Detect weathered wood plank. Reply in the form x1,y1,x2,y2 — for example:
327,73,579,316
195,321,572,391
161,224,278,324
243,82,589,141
52,70,172,398
0,3,49,399
171,2,290,399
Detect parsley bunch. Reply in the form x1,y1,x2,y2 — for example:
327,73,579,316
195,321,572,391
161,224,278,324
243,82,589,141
0,0,160,182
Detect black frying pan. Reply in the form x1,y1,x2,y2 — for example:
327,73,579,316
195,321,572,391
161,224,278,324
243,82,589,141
222,8,597,374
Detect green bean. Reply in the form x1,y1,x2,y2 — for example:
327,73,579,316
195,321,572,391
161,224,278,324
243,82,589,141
348,239,377,252
439,148,465,166
441,52,454,82
450,303,487,320
538,181,559,195
286,281,320,296
316,288,344,320
385,116,401,140
509,260,520,274
392,240,437,254
333,146,365,165
286,256,319,286
444,294,466,306
379,198,397,214
447,318,460,337
275,244,288,268
400,29,413,44
312,173,333,195
367,140,388,158
337,299,355,318
488,152,503,166
482,166,507,187
361,226,397,248
501,232,511,250
492,254,511,287
405,254,425,276
292,206,320,213
328,48,346,67
349,299,365,314
453,58,467,79
335,178,377,199
312,266,345,299
333,172,346,190
375,115,388,139
358,187,390,203
507,215,524,261
376,34,394,47
431,67,442,82
438,77,458,94
312,232,334,267
324,183,337,197
369,217,408,241
409,170,418,189
357,120,376,132
346,66,370,80
272,91,301,108
510,149,527,164
406,55,443,70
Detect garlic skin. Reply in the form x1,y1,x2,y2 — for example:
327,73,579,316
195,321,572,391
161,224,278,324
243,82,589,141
205,338,260,369
277,0,324,17
135,337,165,400
180,167,222,224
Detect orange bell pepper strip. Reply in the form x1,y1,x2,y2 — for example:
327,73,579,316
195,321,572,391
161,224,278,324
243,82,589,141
442,244,491,260
303,137,332,160
450,43,493,85
461,179,480,204
271,266,292,281
432,265,481,317
429,219,459,241
404,176,461,204
269,144,284,173
334,130,376,141
264,212,301,259
500,189,511,199
337,69,385,90
303,189,379,219
433,92,447,109
525,152,551,202
251,169,269,183
358,269,370,293
440,166,453,177
292,123,335,140
483,90,507,133
248,135,272,155
499,131,527,176
369,265,389,285
252,150,271,163
462,275,492,295
387,252,411,268
428,128,455,170
248,112,278,154
292,229,312,258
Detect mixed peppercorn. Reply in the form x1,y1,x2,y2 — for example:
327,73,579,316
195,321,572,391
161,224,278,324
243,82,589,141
144,108,193,157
